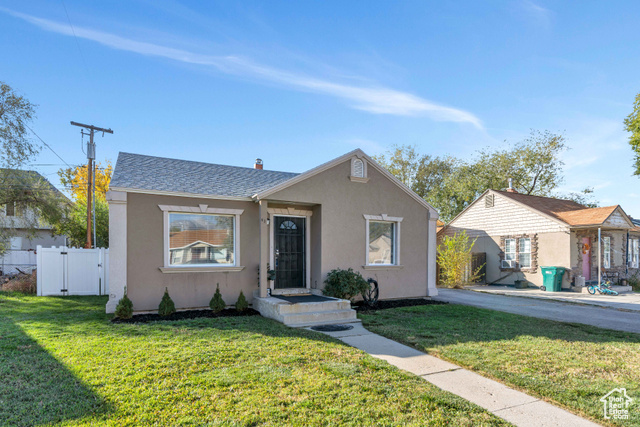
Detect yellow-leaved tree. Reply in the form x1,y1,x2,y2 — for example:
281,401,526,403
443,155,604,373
54,161,112,247
58,161,113,201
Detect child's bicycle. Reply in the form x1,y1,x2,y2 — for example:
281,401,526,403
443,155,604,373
587,277,618,296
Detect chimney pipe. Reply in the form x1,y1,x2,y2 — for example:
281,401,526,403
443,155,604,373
506,178,517,193
254,159,263,170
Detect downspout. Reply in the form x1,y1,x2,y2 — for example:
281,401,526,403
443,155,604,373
627,230,630,278
426,209,430,296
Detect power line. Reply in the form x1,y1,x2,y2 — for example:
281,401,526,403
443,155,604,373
26,126,72,168
25,124,72,168
60,0,90,75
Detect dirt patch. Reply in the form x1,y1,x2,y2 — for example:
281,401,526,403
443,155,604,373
354,298,447,312
112,308,260,323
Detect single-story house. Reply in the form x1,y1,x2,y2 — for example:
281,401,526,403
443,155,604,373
439,186,640,288
105,149,439,319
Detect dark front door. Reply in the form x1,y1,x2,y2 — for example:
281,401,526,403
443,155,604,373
274,216,306,289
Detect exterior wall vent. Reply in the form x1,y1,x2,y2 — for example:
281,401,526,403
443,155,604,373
485,194,494,208
353,158,364,178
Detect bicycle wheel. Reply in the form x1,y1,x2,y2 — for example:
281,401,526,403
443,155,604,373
587,286,596,295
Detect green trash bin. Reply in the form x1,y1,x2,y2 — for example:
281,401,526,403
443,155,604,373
540,267,565,292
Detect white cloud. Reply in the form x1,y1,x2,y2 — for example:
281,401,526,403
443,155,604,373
4,8,482,128
519,0,552,28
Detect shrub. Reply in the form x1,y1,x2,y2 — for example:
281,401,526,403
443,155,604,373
114,294,133,319
1,271,36,294
235,290,248,312
209,283,226,312
158,288,176,316
437,231,483,288
322,268,369,301
629,272,640,292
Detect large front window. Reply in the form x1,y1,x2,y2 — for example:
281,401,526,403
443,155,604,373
169,213,235,266
368,220,397,265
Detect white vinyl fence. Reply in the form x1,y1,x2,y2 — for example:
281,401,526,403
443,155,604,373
36,245,109,296
0,249,37,275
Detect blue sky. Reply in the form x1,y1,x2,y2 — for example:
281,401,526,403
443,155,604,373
1,1,639,216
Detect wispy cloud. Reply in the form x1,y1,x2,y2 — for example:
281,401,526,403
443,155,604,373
4,8,482,128
519,0,552,28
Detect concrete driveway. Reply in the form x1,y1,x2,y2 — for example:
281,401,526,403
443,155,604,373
434,288,640,334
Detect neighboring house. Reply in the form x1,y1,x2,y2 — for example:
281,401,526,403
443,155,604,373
1,170,67,251
439,187,640,288
105,149,439,314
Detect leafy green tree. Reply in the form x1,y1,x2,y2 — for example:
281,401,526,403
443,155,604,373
0,82,66,253
53,194,109,247
375,130,594,221
437,231,482,288
624,92,640,176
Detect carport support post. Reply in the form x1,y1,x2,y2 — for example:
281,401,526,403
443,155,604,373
259,200,269,298
598,227,601,287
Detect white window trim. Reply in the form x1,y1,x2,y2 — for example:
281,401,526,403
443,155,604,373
603,236,611,269
158,204,244,273
504,238,516,261
630,238,639,269
350,156,370,183
364,214,402,267
519,237,531,268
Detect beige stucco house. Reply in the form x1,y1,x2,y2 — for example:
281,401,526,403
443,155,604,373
105,149,439,319
439,188,640,289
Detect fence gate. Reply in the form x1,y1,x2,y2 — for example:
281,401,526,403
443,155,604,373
37,246,109,296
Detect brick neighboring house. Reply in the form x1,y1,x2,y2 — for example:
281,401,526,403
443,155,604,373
439,188,640,289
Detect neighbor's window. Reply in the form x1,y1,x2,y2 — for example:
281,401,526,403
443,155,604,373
368,221,396,265
504,239,516,263
4,202,15,216
519,238,531,268
630,238,639,269
603,236,611,269
169,213,235,266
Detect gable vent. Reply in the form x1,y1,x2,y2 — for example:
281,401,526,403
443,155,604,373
485,194,494,208
353,158,364,178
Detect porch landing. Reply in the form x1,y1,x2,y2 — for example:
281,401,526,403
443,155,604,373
253,290,359,328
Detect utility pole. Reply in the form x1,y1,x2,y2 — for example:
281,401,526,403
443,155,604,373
70,121,113,248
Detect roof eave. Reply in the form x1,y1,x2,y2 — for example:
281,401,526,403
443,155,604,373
108,186,253,202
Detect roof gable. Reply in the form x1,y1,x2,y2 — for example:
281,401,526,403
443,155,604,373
252,149,438,217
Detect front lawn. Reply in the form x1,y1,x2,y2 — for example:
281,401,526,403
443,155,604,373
0,293,506,426
360,304,640,426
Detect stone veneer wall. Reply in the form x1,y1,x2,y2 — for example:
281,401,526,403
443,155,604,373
498,233,539,274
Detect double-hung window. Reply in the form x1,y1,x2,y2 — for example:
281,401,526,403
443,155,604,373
630,238,639,269
603,237,611,269
519,238,531,268
159,205,244,271
364,214,402,266
504,239,516,265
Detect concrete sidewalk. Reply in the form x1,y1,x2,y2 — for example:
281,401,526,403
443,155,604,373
466,285,640,312
312,323,598,427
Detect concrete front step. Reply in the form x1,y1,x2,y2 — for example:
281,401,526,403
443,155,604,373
281,309,358,327
252,293,359,328
277,299,351,314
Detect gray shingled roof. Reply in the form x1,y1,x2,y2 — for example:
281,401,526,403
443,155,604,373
110,152,299,198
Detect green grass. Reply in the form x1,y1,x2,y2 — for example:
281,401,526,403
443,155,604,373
0,293,507,426
360,304,640,426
